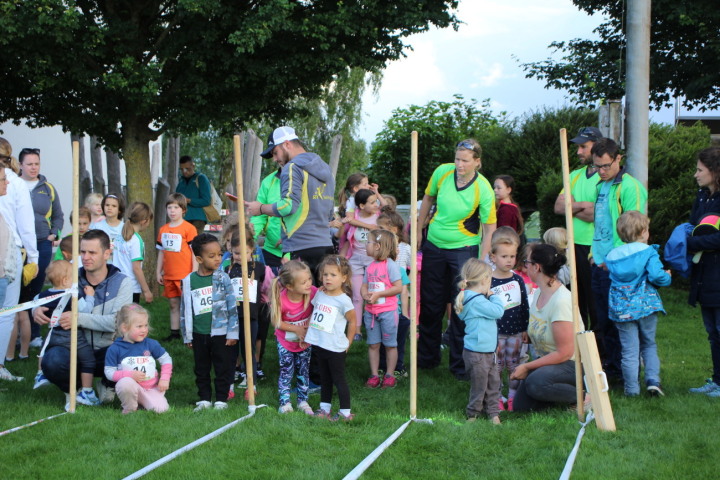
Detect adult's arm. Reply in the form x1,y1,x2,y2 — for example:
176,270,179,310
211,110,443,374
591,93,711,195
687,231,720,252
511,320,574,379
272,163,302,218
416,194,435,245
193,174,212,208
480,222,496,260
554,193,594,222
13,176,39,263
49,182,64,236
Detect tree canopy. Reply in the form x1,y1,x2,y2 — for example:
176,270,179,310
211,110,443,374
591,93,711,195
520,0,720,111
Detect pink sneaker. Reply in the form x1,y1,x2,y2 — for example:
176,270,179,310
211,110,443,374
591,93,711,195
507,397,514,412
381,375,397,389
498,399,506,411
365,375,381,388
314,408,331,419
330,412,354,422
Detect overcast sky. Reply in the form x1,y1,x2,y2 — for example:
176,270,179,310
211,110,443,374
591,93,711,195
0,0,693,214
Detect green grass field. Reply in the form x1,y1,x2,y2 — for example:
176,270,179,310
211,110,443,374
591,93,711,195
1,287,716,480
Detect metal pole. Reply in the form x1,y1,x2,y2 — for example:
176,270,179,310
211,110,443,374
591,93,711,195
624,0,651,187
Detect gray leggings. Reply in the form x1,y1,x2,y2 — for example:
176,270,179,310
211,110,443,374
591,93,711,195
512,360,576,412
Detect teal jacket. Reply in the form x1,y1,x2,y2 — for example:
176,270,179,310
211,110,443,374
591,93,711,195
176,172,212,222
251,169,283,258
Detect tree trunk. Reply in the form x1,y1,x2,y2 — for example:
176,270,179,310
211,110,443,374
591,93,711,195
71,133,92,203
90,135,105,194
123,121,158,296
163,135,180,194
329,134,343,179
106,148,123,197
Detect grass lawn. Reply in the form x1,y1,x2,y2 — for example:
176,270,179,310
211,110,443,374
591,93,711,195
1,287,716,479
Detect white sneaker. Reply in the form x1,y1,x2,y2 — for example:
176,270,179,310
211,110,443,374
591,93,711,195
77,389,101,406
238,375,248,389
297,401,314,415
97,383,116,403
214,401,228,410
278,403,294,414
0,366,24,382
193,400,212,412
33,371,51,389
29,337,43,349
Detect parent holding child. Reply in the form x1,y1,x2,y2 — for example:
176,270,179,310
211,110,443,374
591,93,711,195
510,244,579,411
417,139,497,379
34,229,133,405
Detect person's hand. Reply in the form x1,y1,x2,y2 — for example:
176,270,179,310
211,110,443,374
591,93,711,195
131,370,146,382
665,269,672,276
510,363,529,381
143,290,154,303
84,285,95,297
225,338,238,346
157,379,170,392
369,183,380,195
366,292,382,304
57,312,73,330
300,341,310,349
33,306,51,325
157,273,164,285
281,256,289,265
245,201,262,217
186,342,193,349
522,331,529,344
329,219,343,229
275,239,282,247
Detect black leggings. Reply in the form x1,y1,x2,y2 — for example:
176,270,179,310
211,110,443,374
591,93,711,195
315,345,351,410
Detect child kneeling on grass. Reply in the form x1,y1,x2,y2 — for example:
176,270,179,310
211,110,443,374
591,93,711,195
181,233,239,411
605,211,671,397
456,258,505,424
104,304,173,414
305,255,356,421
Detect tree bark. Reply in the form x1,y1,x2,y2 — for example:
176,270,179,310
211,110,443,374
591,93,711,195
90,135,105,194
123,121,158,295
163,135,180,194
71,133,92,203
329,134,343,179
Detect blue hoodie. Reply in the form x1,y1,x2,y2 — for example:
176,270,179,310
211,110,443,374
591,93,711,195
605,243,671,322
458,291,505,353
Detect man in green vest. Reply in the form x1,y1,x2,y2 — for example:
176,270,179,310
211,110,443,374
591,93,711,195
554,126,602,330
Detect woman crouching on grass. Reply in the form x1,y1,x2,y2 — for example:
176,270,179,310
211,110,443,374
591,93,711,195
510,244,583,411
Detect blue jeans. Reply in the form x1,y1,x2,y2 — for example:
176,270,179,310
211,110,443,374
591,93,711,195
41,344,110,393
701,307,720,385
0,277,8,308
512,360,577,412
615,314,661,395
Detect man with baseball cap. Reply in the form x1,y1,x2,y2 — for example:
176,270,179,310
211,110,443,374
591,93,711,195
246,126,335,278
554,126,602,332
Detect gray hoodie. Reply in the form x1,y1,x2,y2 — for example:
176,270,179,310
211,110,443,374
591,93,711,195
271,152,335,253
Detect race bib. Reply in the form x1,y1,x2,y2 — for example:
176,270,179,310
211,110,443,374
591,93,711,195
309,303,339,333
231,277,257,304
369,281,386,305
120,356,156,381
191,286,213,315
161,232,182,252
490,280,522,310
354,227,369,244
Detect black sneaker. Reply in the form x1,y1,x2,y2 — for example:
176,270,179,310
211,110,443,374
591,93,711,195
257,369,266,381
163,333,181,342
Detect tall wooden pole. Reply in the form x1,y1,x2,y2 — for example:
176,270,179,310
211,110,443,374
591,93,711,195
559,129,585,421
233,134,255,406
409,131,419,418
69,141,81,413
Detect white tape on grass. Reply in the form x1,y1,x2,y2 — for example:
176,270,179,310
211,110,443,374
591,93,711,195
0,412,68,437
342,420,412,480
559,410,595,480
122,405,266,480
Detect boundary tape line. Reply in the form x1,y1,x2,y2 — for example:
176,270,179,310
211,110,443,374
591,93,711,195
0,412,69,437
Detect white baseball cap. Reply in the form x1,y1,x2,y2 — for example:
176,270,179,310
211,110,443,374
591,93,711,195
260,126,299,158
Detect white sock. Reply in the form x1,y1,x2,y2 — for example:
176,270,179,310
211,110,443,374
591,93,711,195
82,387,93,393
320,402,331,413
339,408,351,416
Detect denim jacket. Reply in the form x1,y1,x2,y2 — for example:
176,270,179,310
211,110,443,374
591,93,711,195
180,270,239,342
605,243,671,322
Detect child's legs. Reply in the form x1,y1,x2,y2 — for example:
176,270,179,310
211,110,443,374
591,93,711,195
504,334,524,397
210,336,234,402
395,314,410,371
379,311,399,374
352,274,364,327
328,350,351,410
238,318,258,379
316,346,334,405
637,314,660,385
495,335,508,394
137,387,169,413
701,306,720,385
168,296,181,330
17,311,31,356
368,344,381,376
277,343,295,406
463,349,490,417
294,348,312,404
115,377,141,412
256,303,271,364
482,356,502,419
615,320,641,395
192,333,213,402
80,373,95,389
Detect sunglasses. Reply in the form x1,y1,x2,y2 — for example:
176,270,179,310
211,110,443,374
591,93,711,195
456,141,476,151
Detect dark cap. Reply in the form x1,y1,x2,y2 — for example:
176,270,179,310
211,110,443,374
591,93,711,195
570,126,603,144
260,126,299,159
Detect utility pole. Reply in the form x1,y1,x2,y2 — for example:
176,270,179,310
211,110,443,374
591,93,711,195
624,0,651,187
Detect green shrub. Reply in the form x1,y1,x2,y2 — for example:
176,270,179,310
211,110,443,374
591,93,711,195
536,170,565,233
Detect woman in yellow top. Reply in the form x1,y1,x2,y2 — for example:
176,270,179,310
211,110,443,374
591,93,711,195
416,139,497,379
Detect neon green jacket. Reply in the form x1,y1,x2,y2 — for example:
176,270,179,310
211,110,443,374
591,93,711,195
251,170,283,258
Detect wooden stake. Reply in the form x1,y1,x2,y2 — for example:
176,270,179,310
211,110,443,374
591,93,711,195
559,128,585,421
409,131,418,418
577,331,616,431
69,141,80,413
233,134,255,405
